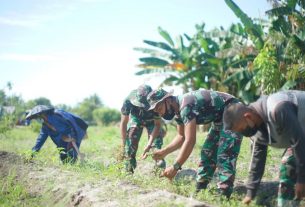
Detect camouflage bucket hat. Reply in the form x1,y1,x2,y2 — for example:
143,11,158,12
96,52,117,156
147,88,174,110
130,85,152,110
25,105,54,120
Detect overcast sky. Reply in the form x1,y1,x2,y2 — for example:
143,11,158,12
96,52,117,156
0,0,271,109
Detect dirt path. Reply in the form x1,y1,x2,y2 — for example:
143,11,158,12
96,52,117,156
0,151,213,207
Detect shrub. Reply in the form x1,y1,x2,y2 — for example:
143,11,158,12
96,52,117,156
29,121,42,133
0,115,14,135
93,107,120,126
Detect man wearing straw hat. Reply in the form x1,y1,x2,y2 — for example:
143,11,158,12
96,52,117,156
26,105,88,163
145,88,242,198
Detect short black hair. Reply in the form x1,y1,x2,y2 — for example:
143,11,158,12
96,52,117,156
223,102,251,130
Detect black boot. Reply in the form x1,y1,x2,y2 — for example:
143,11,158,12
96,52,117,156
195,181,209,193
217,188,231,199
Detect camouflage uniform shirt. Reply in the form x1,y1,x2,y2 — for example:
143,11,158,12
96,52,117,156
121,93,160,126
175,89,236,125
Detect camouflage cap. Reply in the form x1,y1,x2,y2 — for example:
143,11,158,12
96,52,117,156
147,88,174,110
25,105,54,120
129,84,152,110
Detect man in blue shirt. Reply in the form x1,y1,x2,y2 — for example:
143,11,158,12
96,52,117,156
26,105,88,163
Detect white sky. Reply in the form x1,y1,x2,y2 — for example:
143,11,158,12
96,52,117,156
0,0,271,110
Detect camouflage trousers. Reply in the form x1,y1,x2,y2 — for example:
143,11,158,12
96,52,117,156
124,124,165,171
278,148,300,207
196,122,242,196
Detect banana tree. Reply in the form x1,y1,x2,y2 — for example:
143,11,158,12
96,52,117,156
134,24,222,93
225,0,265,50
218,23,261,102
226,0,305,94
265,0,305,91
135,22,260,102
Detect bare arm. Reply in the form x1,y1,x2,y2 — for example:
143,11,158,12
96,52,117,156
147,119,161,147
162,124,185,155
160,119,196,180
174,118,196,166
152,124,185,160
120,114,129,146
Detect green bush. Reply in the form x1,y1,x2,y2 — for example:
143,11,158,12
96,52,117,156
93,107,120,126
0,115,15,135
29,121,42,133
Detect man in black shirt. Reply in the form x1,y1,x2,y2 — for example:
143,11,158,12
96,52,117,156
223,90,305,206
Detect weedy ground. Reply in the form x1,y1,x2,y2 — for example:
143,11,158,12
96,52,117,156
0,125,299,207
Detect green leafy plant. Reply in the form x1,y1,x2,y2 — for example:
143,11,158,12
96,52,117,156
253,44,285,94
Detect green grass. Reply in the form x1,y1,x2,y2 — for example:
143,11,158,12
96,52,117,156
0,170,42,207
0,125,287,207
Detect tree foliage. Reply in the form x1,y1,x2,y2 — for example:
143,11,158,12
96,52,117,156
93,107,120,126
253,44,285,94
134,0,305,101
73,94,103,124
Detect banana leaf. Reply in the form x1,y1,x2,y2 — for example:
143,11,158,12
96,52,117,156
139,57,169,66
287,0,297,8
176,35,185,54
200,53,223,66
225,0,264,49
227,56,255,68
143,40,176,53
292,35,305,53
163,75,180,84
184,33,192,41
230,23,247,38
133,47,172,59
135,68,166,75
270,16,291,36
223,68,253,85
266,6,294,16
176,67,218,84
158,27,175,47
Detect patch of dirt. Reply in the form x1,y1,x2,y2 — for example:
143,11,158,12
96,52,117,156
0,151,213,207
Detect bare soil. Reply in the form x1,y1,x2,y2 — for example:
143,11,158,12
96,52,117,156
0,151,213,207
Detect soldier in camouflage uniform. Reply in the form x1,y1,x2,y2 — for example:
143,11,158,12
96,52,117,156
279,147,299,207
120,85,166,173
145,88,243,198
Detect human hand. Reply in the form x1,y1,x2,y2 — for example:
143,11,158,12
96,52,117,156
242,196,252,205
152,149,166,161
295,183,305,199
31,150,38,158
24,150,37,163
161,166,178,180
141,145,152,160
